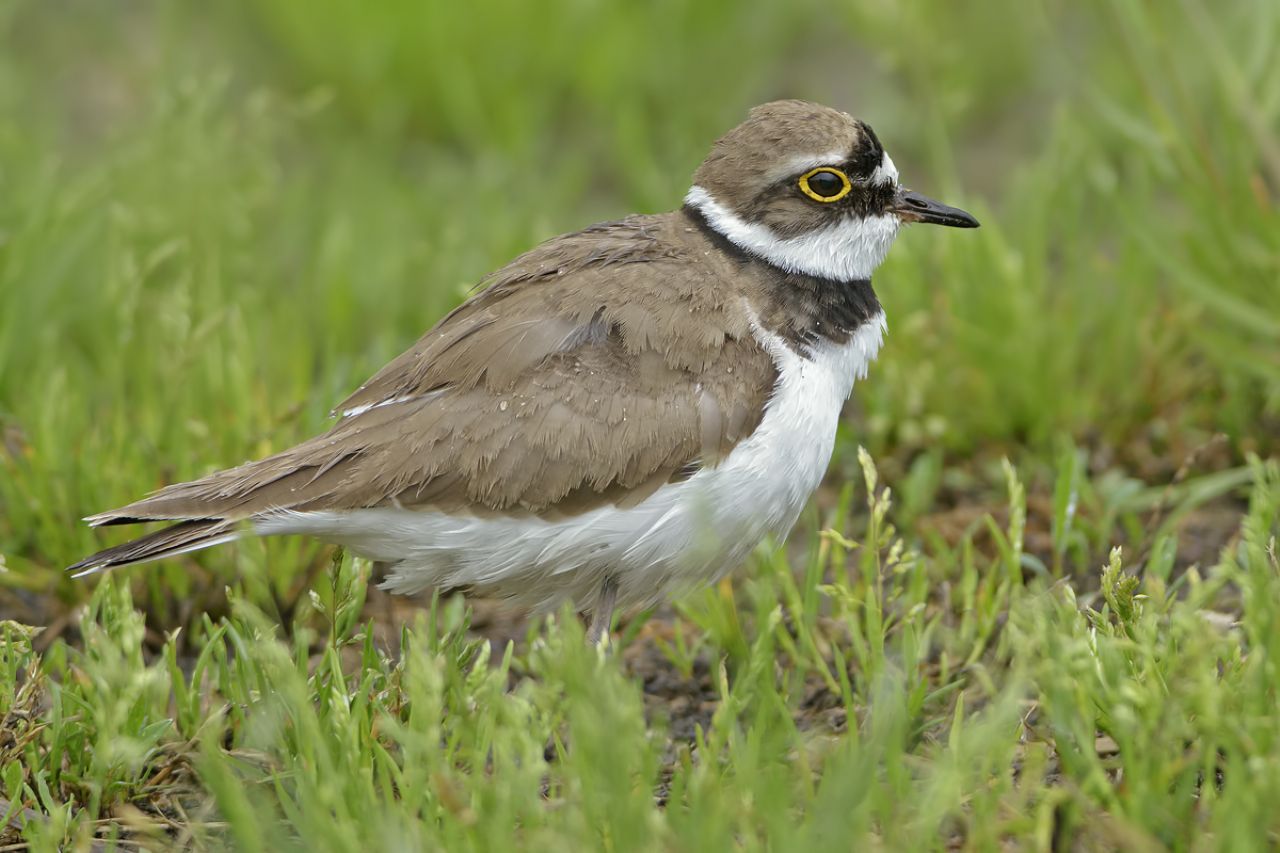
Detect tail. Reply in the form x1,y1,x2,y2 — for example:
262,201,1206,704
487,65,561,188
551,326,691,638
70,412,378,577
67,519,240,578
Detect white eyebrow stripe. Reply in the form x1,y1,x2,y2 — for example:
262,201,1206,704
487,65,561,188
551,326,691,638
870,151,899,186
776,149,900,188
770,150,851,182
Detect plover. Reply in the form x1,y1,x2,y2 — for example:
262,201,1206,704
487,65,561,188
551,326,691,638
72,100,979,643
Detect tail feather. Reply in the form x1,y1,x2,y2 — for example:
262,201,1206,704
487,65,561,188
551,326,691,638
68,519,240,577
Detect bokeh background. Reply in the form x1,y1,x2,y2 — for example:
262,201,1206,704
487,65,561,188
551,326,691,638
2,1,1280,848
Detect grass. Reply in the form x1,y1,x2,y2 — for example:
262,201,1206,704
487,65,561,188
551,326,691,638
0,0,1278,849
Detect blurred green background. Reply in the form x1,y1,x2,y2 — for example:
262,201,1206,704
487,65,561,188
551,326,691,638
2,2,1280,849
0,0,1277,611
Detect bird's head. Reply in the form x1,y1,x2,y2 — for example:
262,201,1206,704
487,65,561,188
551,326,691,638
685,100,978,282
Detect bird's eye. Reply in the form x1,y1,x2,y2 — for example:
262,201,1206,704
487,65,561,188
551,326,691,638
798,167,852,202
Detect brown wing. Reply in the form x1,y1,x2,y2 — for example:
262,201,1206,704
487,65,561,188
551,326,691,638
86,213,776,529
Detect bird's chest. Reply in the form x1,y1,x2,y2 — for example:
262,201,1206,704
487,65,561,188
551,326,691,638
694,311,887,536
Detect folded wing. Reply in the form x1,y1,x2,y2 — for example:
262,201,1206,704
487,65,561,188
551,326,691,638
72,214,776,573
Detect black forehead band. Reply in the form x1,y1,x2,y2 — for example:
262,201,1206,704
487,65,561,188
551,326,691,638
856,121,885,159
844,121,885,178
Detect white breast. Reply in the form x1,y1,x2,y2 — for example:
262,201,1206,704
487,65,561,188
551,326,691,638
260,312,887,611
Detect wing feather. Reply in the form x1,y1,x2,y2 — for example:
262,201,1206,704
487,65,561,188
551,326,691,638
85,213,775,532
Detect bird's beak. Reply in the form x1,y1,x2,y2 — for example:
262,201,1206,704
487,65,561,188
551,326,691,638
891,188,980,228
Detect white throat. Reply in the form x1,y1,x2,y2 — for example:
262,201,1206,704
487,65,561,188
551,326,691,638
685,185,901,281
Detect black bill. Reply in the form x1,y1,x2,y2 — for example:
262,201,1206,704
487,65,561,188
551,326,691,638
891,189,980,228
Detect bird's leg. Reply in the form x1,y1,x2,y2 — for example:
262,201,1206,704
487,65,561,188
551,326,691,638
585,576,619,647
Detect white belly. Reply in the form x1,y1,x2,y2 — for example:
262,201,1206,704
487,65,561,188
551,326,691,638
260,313,886,610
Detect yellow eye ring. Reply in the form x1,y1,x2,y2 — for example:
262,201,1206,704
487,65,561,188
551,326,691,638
798,167,852,202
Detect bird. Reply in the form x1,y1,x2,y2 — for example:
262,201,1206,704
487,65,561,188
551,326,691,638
70,100,979,644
